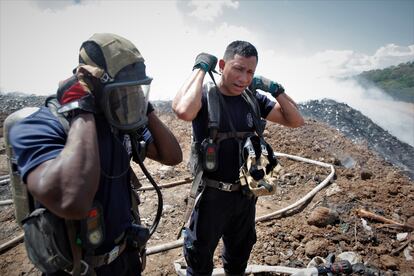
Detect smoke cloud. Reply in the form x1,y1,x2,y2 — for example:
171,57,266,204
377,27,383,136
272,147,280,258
255,47,414,146
1,1,413,146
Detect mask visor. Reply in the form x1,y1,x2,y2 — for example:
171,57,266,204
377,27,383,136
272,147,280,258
103,81,151,131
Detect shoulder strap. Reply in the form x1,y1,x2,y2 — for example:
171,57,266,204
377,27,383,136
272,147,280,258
45,97,89,273
241,89,264,136
45,96,70,134
206,82,239,139
206,83,220,140
205,71,264,138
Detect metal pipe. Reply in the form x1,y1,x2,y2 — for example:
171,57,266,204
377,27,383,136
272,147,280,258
0,199,13,206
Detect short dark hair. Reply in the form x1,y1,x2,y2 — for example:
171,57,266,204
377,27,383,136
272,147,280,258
223,40,258,61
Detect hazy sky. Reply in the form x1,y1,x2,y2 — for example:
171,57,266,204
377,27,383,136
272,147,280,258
1,0,413,145
1,0,413,99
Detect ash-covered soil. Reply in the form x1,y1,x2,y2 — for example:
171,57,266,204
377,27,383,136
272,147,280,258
300,99,414,179
0,93,413,275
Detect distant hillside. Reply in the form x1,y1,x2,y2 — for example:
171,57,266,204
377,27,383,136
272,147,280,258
355,61,414,102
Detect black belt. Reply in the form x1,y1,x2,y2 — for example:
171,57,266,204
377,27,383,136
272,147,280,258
204,178,241,192
89,239,128,268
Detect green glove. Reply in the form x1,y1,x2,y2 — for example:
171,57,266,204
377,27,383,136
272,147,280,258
249,75,285,98
193,53,218,73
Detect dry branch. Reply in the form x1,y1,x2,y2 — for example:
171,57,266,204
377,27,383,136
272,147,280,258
0,233,24,254
356,209,403,225
356,209,414,232
138,178,193,191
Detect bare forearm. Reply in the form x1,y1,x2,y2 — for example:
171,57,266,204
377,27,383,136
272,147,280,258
172,70,204,121
61,114,100,193
28,113,100,219
276,94,304,127
146,112,182,165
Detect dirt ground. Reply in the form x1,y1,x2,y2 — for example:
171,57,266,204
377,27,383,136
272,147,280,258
0,112,413,275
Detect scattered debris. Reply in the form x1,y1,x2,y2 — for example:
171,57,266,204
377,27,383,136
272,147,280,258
360,170,373,180
307,207,339,227
1,96,414,274
337,251,362,264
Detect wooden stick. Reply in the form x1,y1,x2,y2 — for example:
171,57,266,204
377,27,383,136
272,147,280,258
377,223,414,232
356,209,403,225
0,233,24,254
354,220,358,245
138,178,193,191
146,239,184,255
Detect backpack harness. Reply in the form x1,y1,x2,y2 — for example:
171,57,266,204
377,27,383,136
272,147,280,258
4,97,156,275
182,73,279,231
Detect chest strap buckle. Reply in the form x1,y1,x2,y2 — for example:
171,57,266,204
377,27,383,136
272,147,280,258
218,182,233,192
204,178,240,192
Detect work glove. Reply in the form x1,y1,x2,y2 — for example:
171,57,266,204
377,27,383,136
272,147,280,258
193,52,218,73
249,75,285,98
57,68,97,116
146,101,154,115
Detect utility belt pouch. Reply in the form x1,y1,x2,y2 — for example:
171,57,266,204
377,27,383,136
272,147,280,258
126,223,150,251
201,138,218,172
80,201,105,250
22,208,73,274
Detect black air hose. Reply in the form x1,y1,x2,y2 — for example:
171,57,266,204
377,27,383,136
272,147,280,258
130,133,163,237
135,156,163,236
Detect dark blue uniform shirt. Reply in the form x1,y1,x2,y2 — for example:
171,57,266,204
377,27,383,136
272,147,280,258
10,106,152,255
192,84,275,183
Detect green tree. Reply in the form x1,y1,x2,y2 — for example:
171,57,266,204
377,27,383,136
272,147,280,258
357,61,414,103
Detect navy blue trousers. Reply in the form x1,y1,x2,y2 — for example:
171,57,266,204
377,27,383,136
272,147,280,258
184,186,257,276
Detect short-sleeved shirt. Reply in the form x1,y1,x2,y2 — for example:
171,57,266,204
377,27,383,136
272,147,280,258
9,106,152,255
192,84,275,183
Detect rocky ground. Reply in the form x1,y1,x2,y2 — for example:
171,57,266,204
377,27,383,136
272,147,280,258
0,94,413,275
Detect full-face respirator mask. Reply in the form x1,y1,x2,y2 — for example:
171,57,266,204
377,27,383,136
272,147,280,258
99,63,152,132
58,33,153,133
239,135,279,197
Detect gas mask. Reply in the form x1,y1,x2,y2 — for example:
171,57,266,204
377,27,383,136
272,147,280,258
77,33,153,132
239,135,279,197
100,73,152,132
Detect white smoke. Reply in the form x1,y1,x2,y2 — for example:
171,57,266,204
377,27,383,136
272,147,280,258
1,1,413,146
256,47,414,146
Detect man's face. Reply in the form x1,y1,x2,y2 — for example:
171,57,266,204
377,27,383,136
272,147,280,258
219,54,257,96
